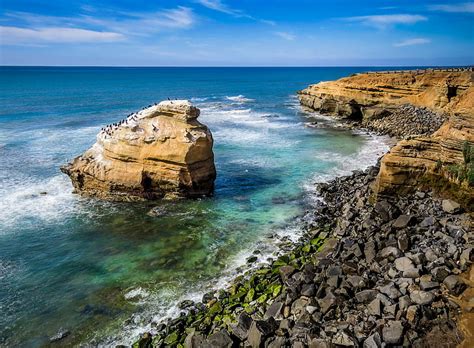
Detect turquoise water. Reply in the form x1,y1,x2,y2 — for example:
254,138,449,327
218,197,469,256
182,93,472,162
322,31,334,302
0,67,389,346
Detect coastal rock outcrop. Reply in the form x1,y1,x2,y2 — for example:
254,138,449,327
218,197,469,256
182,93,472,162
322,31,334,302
61,100,216,201
298,69,474,205
298,70,472,124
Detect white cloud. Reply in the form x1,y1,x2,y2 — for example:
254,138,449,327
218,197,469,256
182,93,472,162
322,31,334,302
195,0,242,16
0,7,196,46
0,26,124,44
344,14,427,28
260,19,277,26
275,31,295,41
77,7,196,35
394,38,431,47
195,0,275,25
430,2,474,13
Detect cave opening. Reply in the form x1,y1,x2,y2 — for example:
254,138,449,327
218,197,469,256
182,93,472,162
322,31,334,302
447,86,458,101
141,174,153,191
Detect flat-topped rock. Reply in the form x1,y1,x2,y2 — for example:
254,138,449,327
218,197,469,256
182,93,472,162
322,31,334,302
61,100,216,201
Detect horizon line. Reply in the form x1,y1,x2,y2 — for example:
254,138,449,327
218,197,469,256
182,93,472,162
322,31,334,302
1,64,473,68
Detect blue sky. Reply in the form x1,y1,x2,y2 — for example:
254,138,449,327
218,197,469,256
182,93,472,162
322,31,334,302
0,0,473,66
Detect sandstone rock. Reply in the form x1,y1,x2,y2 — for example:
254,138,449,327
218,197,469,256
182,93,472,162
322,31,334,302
406,305,418,322
442,199,461,214
61,100,216,201
298,70,470,125
299,70,474,202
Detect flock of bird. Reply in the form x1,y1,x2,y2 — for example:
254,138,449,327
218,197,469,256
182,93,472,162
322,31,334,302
99,102,161,138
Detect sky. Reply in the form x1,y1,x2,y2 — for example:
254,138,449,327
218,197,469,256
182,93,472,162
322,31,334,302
0,0,473,66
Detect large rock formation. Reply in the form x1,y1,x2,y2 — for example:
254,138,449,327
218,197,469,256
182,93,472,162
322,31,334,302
298,69,474,205
298,70,472,120
61,100,216,201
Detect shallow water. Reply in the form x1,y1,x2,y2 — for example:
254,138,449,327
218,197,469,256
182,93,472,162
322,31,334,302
0,67,390,346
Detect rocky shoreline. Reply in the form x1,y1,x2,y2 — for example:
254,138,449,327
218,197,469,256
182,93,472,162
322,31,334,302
129,160,472,347
298,70,474,206
119,70,474,347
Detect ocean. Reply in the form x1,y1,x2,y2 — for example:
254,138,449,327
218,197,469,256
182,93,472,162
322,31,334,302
0,67,390,346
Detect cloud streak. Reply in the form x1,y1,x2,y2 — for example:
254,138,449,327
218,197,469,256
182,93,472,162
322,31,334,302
394,38,431,47
343,14,427,28
195,0,275,25
275,31,295,41
195,0,244,16
86,6,196,35
430,2,474,13
1,6,196,45
0,26,124,44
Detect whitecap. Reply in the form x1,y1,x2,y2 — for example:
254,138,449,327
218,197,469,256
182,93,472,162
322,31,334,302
190,97,209,102
0,175,78,232
225,95,255,103
124,287,151,300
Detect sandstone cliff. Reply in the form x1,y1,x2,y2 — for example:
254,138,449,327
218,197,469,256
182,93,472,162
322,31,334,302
298,70,474,205
299,70,472,120
61,100,216,201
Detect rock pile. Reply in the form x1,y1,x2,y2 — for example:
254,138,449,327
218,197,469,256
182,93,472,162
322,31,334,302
363,104,447,138
132,164,472,347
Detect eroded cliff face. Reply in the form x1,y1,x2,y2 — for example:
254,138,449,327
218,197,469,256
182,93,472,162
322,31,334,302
61,100,216,201
298,70,474,204
298,70,473,119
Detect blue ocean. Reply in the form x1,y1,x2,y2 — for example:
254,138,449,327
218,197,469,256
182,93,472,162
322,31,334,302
0,67,390,346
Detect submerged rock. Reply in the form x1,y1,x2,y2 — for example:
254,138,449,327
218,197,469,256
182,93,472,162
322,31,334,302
49,328,70,342
61,100,216,201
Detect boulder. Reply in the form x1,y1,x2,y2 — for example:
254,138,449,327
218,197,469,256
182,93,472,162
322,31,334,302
61,100,216,201
443,275,467,295
392,215,415,229
247,318,278,348
441,199,461,214
204,330,234,348
410,290,435,305
382,321,404,344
